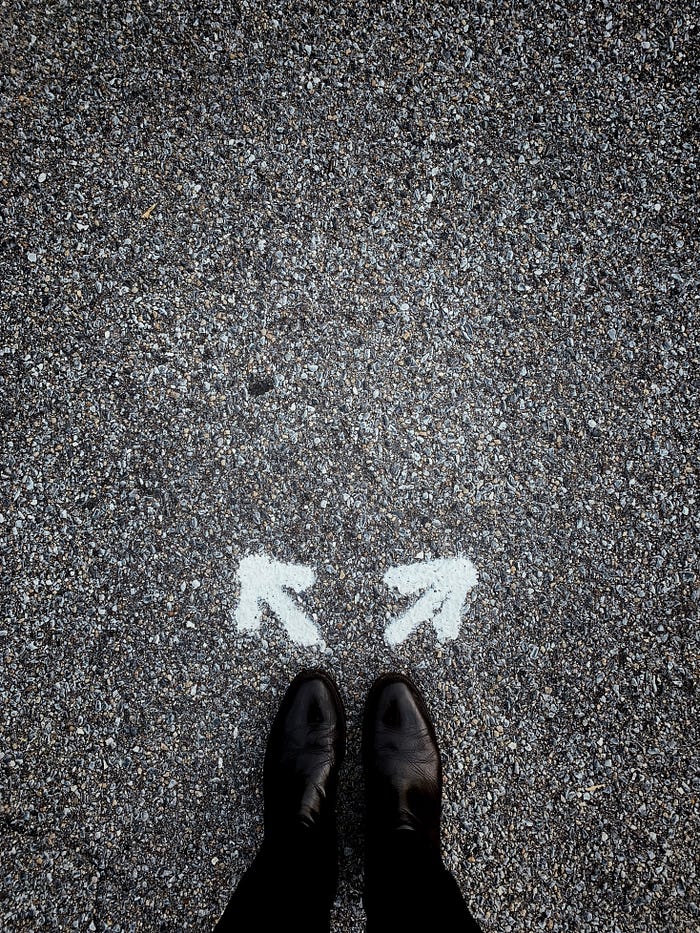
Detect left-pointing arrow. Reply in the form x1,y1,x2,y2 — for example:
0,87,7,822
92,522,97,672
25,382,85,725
234,553,321,646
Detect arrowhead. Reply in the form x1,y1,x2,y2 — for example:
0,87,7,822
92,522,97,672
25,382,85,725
383,556,478,645
234,553,321,646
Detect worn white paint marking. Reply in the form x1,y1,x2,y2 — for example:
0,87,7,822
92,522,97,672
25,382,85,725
383,557,478,645
235,553,321,647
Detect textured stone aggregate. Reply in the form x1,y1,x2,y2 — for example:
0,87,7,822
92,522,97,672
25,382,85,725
1,1,698,930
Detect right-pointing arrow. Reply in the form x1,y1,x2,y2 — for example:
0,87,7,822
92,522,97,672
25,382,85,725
234,553,321,647
383,556,478,645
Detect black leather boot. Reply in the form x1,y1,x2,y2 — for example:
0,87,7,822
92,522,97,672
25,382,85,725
362,672,442,851
264,668,346,839
214,670,345,933
362,674,481,932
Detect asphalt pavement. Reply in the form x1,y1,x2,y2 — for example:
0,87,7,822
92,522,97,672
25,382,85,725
1,1,698,930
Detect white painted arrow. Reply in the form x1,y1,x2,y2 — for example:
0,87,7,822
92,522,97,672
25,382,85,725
234,553,321,647
383,557,478,645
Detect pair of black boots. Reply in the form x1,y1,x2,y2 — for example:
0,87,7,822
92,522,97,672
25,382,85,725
214,670,482,932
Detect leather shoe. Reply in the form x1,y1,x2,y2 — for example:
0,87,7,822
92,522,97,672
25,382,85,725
362,673,442,851
263,669,346,839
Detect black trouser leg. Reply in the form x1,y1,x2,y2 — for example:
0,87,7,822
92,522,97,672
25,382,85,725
214,825,337,933
364,828,482,933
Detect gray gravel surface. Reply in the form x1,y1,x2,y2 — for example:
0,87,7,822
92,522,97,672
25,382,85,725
1,1,698,930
